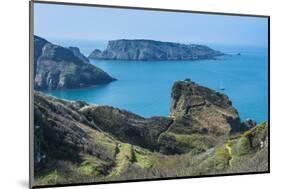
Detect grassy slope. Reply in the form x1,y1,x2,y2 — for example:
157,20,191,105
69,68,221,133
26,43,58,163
35,122,268,186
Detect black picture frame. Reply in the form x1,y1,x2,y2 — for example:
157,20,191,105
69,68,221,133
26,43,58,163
29,1,270,188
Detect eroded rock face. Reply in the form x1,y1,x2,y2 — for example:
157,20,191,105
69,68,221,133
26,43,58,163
88,39,224,61
34,36,48,77
34,36,116,90
170,79,241,135
68,46,90,64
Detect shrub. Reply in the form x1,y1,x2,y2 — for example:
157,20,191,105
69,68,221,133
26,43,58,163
237,137,251,156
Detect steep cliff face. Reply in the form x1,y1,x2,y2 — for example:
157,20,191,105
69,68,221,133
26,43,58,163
34,36,116,90
88,39,224,61
34,36,48,77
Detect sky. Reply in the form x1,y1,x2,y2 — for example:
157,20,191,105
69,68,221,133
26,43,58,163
34,2,268,47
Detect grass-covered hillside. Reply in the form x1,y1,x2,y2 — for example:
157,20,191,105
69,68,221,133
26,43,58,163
33,80,269,187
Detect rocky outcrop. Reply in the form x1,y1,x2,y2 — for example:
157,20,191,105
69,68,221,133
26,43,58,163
241,118,257,131
170,79,241,135
158,79,243,154
34,36,116,90
88,39,224,61
68,46,90,64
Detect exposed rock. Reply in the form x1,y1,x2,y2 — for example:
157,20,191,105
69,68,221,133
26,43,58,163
170,80,241,135
241,118,257,131
88,39,224,61
89,49,103,59
158,79,242,154
34,36,116,90
34,36,48,77
68,46,90,64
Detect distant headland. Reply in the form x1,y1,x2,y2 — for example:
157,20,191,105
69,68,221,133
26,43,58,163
88,39,224,61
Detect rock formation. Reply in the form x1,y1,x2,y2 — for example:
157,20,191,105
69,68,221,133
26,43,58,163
68,46,90,64
158,79,242,154
34,36,116,90
170,79,241,135
88,39,224,61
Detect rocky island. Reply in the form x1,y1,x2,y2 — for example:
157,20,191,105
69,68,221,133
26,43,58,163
34,36,116,90
33,79,268,186
88,39,224,61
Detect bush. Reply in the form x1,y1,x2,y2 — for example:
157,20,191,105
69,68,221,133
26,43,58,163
237,137,251,156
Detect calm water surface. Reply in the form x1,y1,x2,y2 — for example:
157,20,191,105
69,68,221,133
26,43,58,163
45,43,268,123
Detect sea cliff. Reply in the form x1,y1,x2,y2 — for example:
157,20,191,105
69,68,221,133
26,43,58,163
34,36,116,90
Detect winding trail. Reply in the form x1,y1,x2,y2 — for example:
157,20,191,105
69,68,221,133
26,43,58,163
225,143,233,167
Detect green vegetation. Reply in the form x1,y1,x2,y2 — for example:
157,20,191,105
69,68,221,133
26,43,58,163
242,121,267,138
109,143,133,177
158,131,217,155
173,133,217,154
78,155,106,176
237,137,251,156
35,170,59,186
76,121,118,161
133,148,152,168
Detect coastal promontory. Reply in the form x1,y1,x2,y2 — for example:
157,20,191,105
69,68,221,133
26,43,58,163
34,36,116,90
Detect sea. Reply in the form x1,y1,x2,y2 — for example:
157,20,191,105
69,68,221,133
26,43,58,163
44,39,269,123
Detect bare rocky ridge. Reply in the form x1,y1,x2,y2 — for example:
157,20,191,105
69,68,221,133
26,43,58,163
88,39,224,61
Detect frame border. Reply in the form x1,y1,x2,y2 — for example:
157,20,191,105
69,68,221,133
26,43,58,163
29,0,270,188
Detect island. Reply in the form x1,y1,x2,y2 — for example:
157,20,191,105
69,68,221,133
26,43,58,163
34,79,268,186
34,36,116,90
88,39,224,61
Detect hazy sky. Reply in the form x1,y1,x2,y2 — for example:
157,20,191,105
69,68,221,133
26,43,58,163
34,3,268,46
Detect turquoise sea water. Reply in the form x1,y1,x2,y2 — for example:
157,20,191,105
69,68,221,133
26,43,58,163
45,43,268,123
